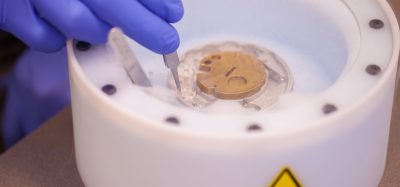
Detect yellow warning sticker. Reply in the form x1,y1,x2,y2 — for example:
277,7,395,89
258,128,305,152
269,168,302,187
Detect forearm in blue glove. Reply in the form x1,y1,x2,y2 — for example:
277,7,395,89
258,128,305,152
0,0,184,53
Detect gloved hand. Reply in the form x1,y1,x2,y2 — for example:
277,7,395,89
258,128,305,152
2,49,70,148
0,0,184,54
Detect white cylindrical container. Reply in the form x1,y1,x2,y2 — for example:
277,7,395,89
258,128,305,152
67,0,399,186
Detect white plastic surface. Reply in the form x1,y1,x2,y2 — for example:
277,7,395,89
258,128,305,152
68,0,400,186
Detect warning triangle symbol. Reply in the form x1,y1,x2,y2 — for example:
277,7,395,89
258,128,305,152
269,168,302,187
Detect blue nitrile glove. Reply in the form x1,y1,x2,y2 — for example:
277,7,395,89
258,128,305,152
2,49,70,148
1,0,184,148
0,0,184,54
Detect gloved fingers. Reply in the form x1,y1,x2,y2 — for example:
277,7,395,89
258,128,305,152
1,0,65,52
138,0,184,23
83,0,180,54
32,0,111,44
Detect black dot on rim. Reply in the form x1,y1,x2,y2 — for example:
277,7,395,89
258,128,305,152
247,124,262,132
165,116,180,125
366,64,382,75
102,84,117,95
369,19,384,29
75,41,91,51
323,104,338,115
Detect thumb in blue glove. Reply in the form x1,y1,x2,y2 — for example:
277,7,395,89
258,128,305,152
0,0,184,54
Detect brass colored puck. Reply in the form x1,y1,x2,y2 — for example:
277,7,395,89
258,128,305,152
196,51,267,100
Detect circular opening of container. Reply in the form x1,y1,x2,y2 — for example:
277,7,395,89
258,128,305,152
128,0,361,114
69,0,396,136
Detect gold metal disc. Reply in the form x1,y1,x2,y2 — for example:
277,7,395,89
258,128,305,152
196,51,267,100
